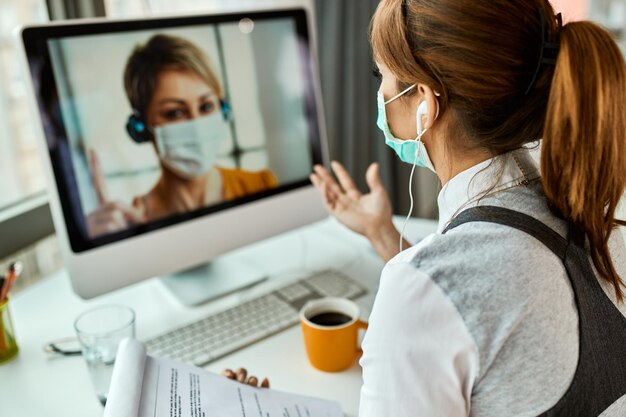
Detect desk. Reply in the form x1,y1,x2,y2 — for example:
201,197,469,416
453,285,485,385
0,216,436,417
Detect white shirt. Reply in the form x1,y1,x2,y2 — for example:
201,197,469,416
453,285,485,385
359,150,540,416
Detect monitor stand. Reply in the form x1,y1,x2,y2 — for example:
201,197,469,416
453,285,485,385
159,257,267,306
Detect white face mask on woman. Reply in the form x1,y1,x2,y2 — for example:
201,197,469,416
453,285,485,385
154,113,229,180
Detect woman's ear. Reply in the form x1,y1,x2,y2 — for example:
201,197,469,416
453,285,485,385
417,84,440,131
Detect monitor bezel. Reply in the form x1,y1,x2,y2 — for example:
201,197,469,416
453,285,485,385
22,8,323,253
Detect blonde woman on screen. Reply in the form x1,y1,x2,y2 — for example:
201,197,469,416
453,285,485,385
86,34,277,238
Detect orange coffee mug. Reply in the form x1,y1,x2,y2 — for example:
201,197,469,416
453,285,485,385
300,297,368,372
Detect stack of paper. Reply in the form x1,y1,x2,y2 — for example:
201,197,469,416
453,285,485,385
104,338,344,417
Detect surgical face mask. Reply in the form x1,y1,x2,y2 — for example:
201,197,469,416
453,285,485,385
376,85,436,173
376,84,439,253
154,112,229,180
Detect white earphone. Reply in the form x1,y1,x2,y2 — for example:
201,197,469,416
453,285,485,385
416,100,429,136
416,93,441,136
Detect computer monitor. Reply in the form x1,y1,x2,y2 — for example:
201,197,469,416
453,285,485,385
20,7,328,305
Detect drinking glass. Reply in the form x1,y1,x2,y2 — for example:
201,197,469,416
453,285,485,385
74,305,135,405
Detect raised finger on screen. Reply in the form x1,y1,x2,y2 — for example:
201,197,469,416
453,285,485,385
89,149,109,206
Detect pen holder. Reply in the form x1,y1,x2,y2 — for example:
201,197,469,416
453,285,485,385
0,299,19,364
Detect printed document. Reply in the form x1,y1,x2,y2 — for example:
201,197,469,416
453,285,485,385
104,339,343,417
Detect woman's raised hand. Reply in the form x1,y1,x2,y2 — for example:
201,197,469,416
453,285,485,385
310,161,407,261
85,150,146,237
310,161,393,239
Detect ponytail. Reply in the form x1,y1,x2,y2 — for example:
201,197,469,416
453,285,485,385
542,21,626,301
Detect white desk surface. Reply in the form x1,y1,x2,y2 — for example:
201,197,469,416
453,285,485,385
0,216,437,417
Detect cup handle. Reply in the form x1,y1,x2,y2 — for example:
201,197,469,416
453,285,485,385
356,320,368,357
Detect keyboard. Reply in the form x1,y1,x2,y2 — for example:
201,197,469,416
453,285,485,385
144,269,367,367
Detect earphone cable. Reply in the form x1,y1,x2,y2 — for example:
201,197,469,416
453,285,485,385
399,130,427,252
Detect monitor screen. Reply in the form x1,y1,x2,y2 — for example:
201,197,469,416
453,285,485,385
23,9,322,253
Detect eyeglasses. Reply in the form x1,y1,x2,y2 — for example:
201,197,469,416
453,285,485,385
43,337,82,356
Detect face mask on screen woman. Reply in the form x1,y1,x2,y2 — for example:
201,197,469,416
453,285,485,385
154,112,229,180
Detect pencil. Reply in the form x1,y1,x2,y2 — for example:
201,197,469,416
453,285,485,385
0,262,22,303
0,275,6,352
0,262,22,354
0,276,6,304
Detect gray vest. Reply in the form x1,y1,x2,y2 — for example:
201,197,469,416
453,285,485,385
444,206,626,416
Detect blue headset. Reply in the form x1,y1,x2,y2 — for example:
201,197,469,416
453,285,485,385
126,110,149,143
126,99,233,144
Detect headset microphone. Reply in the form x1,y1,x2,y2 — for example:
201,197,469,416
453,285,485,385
126,111,151,144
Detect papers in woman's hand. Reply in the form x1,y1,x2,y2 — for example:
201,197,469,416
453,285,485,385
104,338,343,417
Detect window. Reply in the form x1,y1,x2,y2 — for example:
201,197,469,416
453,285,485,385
588,0,626,50
103,0,145,17
104,0,308,18
103,0,224,18
0,0,48,209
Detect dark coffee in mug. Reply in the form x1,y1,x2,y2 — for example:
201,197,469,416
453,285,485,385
300,297,368,371
309,311,352,327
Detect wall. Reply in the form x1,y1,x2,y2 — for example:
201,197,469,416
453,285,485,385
550,0,589,22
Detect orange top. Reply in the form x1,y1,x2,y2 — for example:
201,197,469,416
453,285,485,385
133,167,277,222
219,167,277,201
